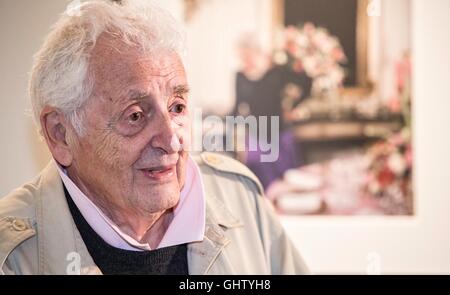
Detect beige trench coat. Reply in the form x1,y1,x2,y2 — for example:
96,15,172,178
0,152,309,275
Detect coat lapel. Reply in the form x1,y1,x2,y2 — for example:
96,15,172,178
187,173,244,275
187,223,230,275
36,162,101,275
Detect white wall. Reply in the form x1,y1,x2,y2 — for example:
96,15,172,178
0,0,70,196
282,0,450,274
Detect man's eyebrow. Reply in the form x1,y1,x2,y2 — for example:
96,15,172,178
173,85,190,96
117,86,189,105
127,89,151,100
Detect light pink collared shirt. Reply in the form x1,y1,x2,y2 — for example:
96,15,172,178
56,155,205,251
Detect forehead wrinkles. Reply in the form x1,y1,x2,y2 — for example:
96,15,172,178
90,36,184,99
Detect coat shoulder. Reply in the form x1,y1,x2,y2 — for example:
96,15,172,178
0,179,40,275
0,161,57,221
194,152,264,195
0,178,41,221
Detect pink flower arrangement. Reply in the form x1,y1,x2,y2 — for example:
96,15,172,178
363,128,413,215
274,22,347,97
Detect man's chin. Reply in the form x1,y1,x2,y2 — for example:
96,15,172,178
140,182,181,202
142,196,179,214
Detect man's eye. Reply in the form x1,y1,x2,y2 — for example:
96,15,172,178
171,104,186,114
129,111,144,123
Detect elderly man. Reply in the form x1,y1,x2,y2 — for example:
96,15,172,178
0,0,308,275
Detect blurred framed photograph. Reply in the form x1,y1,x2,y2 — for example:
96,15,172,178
246,0,414,216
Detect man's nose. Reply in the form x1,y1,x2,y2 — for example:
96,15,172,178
151,112,179,154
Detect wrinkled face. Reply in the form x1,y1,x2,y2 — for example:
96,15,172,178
67,35,190,217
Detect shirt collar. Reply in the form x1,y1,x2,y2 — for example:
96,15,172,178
56,154,205,251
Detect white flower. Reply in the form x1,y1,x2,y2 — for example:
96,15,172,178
277,24,347,94
274,51,288,65
296,34,309,47
303,56,317,75
388,153,407,175
369,181,380,194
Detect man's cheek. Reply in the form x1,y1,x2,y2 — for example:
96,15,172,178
176,155,188,185
81,133,132,177
172,115,191,150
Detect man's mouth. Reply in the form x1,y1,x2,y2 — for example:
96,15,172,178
140,165,176,181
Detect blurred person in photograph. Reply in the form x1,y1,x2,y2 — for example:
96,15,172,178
0,0,308,275
234,33,312,190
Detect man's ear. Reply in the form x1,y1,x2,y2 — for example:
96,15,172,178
40,106,75,167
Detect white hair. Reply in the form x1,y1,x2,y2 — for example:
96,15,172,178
29,0,186,135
